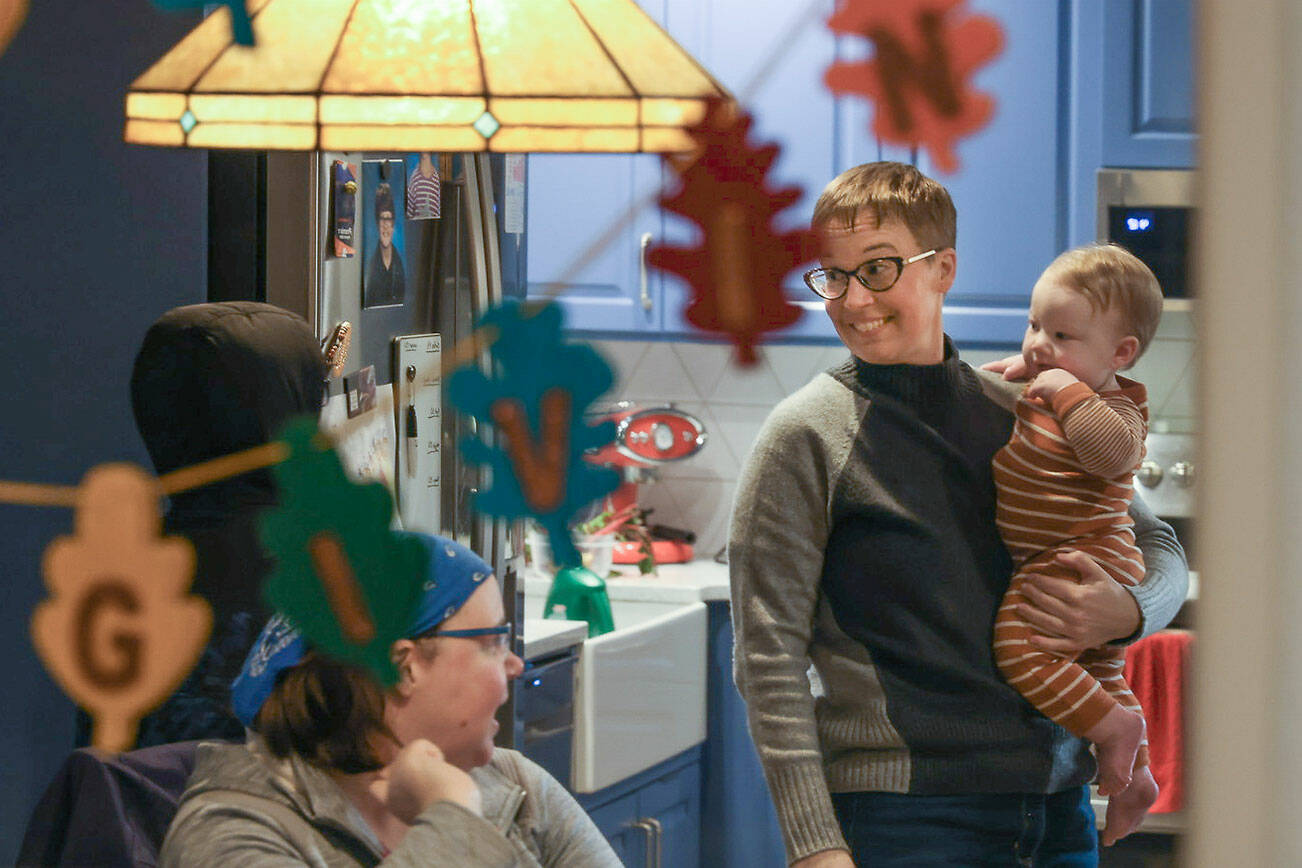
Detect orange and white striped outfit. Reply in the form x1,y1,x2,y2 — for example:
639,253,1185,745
992,377,1149,764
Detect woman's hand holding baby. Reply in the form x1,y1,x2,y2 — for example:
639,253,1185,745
1019,551,1143,651
384,738,482,823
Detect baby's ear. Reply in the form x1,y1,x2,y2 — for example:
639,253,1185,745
1114,335,1141,370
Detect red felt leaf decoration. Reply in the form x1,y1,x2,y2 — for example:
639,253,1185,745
825,0,1004,173
647,100,813,366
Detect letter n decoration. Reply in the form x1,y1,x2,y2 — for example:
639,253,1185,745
824,0,1004,173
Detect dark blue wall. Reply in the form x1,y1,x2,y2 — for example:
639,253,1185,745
0,1,207,857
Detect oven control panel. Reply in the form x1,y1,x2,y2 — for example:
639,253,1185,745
1138,432,1195,519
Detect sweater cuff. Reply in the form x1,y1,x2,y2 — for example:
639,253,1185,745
1124,563,1186,643
770,762,849,865
1049,381,1096,419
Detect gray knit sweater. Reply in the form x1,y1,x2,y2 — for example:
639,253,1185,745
729,347,1188,864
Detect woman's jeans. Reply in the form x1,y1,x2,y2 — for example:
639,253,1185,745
831,786,1098,867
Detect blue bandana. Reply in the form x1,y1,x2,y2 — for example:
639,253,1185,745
230,531,493,727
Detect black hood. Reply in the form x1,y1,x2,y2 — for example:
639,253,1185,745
130,302,325,529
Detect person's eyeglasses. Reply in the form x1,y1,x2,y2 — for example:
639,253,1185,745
378,212,395,224
418,621,513,654
803,249,938,300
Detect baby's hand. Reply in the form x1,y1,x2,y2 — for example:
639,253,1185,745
383,738,482,823
1025,368,1079,403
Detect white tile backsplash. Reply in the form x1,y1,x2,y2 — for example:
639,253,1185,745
589,334,1196,557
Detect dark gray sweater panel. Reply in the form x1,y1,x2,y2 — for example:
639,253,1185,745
820,358,1093,794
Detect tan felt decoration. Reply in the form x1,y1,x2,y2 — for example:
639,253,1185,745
823,0,1004,173
32,463,212,752
0,0,27,58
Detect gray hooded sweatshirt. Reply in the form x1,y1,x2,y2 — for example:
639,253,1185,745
161,740,621,867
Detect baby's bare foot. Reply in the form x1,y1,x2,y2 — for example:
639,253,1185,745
1101,765,1159,846
1085,706,1146,796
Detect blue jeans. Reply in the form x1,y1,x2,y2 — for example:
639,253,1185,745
831,786,1097,867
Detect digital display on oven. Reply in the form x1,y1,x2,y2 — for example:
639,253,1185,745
1107,206,1191,299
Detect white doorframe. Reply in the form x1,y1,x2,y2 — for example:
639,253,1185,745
1189,1,1302,863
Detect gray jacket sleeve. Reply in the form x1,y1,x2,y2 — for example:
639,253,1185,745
161,795,519,867
1125,493,1189,641
492,751,622,868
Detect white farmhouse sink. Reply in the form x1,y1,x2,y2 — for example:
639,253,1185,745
524,593,707,793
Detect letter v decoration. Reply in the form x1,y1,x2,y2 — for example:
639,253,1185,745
448,301,619,571
824,0,1004,173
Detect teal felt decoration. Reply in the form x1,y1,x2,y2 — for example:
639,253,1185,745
151,0,254,46
448,300,619,569
258,417,426,686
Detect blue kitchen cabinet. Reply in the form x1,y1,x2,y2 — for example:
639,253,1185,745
1099,0,1196,169
578,746,703,868
525,152,664,334
525,0,667,335
658,0,842,342
702,602,786,868
908,0,1065,348
527,0,844,342
529,0,1194,350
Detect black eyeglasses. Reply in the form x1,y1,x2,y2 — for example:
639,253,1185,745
803,249,938,299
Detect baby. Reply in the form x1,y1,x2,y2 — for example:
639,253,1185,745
990,243,1164,843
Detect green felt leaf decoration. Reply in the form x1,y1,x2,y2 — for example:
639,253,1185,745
150,0,254,46
258,417,425,686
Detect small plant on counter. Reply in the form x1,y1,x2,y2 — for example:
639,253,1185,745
573,507,656,576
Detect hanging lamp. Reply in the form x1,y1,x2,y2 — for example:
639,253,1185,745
124,0,730,153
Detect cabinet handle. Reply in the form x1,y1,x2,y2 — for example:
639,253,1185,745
645,816,663,868
632,819,655,866
639,232,654,312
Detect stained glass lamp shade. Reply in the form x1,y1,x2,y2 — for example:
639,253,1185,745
123,0,731,152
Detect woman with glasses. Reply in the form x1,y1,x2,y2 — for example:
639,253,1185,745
729,162,1187,867
161,532,619,867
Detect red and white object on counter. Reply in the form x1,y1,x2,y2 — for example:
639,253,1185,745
586,403,707,565
587,404,708,467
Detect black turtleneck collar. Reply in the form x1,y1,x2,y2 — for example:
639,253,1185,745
835,335,976,412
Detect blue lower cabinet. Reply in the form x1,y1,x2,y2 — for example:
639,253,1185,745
703,603,786,868
578,746,702,868
586,791,650,867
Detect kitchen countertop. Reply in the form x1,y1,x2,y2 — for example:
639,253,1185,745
522,617,587,661
524,558,730,605
524,562,1198,607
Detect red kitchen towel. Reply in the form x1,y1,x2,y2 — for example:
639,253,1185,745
1124,629,1194,813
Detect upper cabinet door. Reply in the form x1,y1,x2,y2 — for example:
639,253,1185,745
658,0,841,340
913,0,1065,347
526,151,663,334
524,0,667,335
1101,0,1196,169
